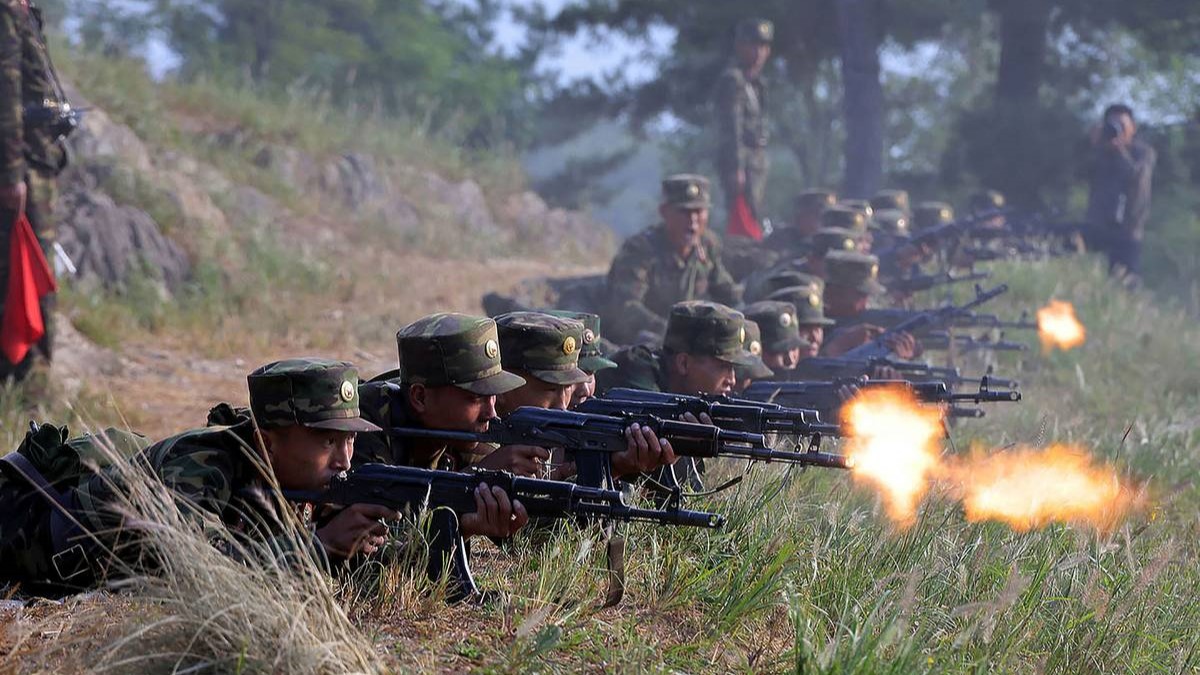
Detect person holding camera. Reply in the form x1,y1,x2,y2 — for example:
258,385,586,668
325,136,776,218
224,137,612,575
1085,103,1156,281
0,0,70,382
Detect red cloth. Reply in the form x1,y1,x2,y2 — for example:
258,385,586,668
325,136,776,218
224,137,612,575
727,193,763,241
2,213,57,364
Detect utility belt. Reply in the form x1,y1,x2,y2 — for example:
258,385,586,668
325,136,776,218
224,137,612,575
0,452,97,584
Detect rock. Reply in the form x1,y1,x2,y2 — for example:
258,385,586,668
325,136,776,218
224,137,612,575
65,104,154,175
52,314,123,396
424,173,499,238
56,173,191,290
254,143,318,189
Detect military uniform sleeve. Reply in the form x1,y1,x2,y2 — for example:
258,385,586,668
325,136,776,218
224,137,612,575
0,4,26,185
714,69,745,180
1122,142,1156,238
604,234,669,341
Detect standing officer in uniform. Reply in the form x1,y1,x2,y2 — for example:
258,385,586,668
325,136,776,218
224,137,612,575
715,18,773,229
0,0,70,381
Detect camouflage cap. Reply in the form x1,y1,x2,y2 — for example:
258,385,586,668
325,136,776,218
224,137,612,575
840,199,874,221
870,189,911,214
743,300,809,353
821,205,868,233
824,251,886,295
811,227,859,256
871,208,911,238
541,309,618,373
662,174,711,209
496,312,591,386
736,320,775,380
913,201,955,230
248,358,381,432
969,189,1006,213
663,301,757,366
751,269,824,303
766,285,837,326
398,313,526,396
735,17,774,44
794,189,837,212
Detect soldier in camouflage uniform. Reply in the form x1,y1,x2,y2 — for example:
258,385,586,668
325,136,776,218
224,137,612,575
0,0,68,380
762,188,837,256
597,301,757,489
870,189,911,217
818,253,921,361
0,359,412,591
715,18,774,223
603,175,739,344
765,284,835,359
541,309,618,408
743,300,811,375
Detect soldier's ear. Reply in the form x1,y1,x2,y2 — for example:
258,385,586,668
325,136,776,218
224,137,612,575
409,383,429,413
658,203,671,222
672,352,690,377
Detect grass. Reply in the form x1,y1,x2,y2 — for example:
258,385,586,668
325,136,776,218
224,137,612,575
6,246,1199,675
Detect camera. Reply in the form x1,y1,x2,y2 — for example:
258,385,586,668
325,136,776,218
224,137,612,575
23,101,80,141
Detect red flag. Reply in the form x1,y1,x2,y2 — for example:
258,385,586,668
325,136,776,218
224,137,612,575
727,194,763,241
2,213,57,364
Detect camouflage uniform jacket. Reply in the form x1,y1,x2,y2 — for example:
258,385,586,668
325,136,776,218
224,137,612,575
82,417,328,575
0,0,66,183
354,380,473,471
714,64,768,216
594,345,665,395
604,224,739,344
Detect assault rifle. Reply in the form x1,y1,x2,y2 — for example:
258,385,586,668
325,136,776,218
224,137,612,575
886,269,991,295
744,377,1021,415
842,284,1009,360
875,207,1012,261
851,307,1038,333
595,387,843,439
921,331,1028,353
287,463,722,601
788,355,1020,391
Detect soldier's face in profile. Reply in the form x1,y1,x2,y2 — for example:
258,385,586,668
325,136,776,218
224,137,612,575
411,384,498,451
764,347,801,371
671,353,736,395
569,374,596,408
797,325,824,355
825,285,869,318
265,426,355,491
661,204,708,253
736,41,771,72
497,372,574,415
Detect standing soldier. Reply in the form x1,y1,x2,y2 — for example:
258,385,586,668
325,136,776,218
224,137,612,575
0,0,70,382
715,18,773,238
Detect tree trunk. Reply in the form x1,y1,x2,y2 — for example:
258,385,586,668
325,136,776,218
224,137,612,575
836,0,885,198
991,0,1051,206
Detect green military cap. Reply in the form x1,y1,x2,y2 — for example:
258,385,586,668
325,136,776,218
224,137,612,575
794,189,837,211
248,358,381,432
840,199,874,221
662,174,711,209
870,189,911,214
811,227,859,256
496,312,591,386
541,309,618,373
743,301,809,353
736,320,775,381
871,208,910,238
663,301,757,366
821,205,868,233
753,269,824,302
824,251,886,295
398,313,526,396
913,201,955,230
766,285,836,326
735,18,774,44
969,189,1006,213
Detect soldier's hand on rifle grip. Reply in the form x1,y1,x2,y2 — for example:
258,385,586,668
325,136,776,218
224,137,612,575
884,331,921,359
315,503,401,559
0,182,26,218
612,423,678,478
474,444,551,477
461,482,528,539
679,412,714,426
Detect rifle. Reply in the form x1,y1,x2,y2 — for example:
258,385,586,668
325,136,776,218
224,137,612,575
287,463,723,602
842,284,1009,360
887,269,991,295
744,377,1020,413
850,307,1038,334
958,311,1039,331
874,207,1012,261
597,387,843,438
788,355,1020,390
921,331,1028,353
575,395,850,468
